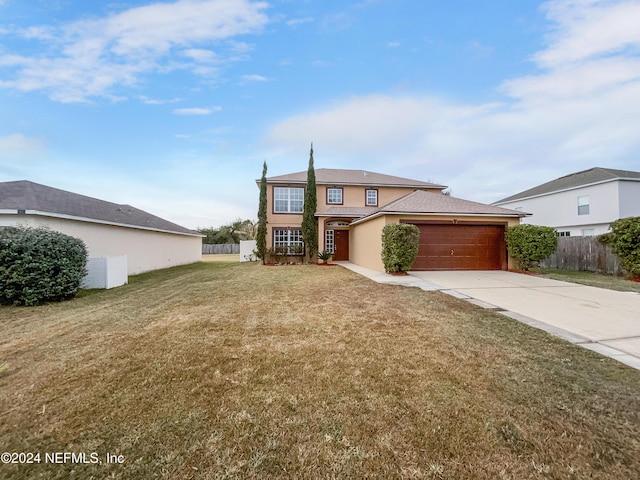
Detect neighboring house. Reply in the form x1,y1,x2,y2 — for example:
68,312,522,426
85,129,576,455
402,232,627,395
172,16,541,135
260,168,526,271
492,167,640,237
0,180,202,275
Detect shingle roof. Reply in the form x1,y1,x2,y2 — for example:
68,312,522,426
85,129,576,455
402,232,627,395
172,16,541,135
0,180,201,236
493,167,640,204
264,168,446,189
352,190,527,224
315,206,379,218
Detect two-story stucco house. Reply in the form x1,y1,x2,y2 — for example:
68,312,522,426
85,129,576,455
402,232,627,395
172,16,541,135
492,167,640,237
261,168,526,272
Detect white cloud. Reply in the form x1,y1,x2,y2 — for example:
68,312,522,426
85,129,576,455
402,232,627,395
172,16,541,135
139,96,182,104
173,106,221,115
0,133,45,154
535,0,640,68
265,0,640,203
242,73,268,82
0,0,269,102
182,48,220,63
286,17,314,27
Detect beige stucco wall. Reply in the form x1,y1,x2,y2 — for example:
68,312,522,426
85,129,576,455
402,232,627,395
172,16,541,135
317,185,436,210
265,185,303,249
266,183,438,250
350,214,522,272
1,214,202,275
350,214,390,271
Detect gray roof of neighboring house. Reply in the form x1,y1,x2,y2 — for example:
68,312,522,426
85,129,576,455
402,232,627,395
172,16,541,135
352,190,527,225
493,167,640,204
0,180,201,236
263,168,447,190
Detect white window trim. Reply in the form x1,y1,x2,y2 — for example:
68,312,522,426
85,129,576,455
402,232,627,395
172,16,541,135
365,189,378,206
577,195,589,216
274,187,304,213
325,229,335,254
327,188,343,205
273,228,304,255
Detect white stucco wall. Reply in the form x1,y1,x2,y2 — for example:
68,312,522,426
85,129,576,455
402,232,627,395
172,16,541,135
618,181,640,219
496,181,625,236
1,214,202,275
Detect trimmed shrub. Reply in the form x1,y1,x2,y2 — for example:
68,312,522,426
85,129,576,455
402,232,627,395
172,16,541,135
0,226,88,306
598,217,640,277
505,224,557,271
381,223,420,273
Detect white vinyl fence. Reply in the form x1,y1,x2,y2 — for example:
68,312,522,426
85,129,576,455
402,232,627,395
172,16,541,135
240,240,257,262
82,255,128,289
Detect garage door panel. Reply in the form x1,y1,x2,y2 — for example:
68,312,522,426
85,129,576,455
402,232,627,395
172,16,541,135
410,224,506,271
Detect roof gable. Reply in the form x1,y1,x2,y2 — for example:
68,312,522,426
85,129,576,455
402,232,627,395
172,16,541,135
264,168,446,190
494,167,640,204
0,180,200,236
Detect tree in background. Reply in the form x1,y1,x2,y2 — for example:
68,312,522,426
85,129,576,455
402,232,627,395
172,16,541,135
197,219,256,244
301,143,318,261
256,161,268,263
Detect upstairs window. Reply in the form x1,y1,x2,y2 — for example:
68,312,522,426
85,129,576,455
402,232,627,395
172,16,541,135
365,189,378,206
274,187,304,213
577,195,589,215
327,188,343,204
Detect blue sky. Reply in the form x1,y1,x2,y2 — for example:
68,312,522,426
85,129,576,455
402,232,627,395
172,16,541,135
1,0,639,229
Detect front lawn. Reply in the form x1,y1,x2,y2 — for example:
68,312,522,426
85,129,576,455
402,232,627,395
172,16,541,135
532,267,640,293
1,262,639,479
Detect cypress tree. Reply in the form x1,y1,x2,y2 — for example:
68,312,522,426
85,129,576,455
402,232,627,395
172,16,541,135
302,143,318,261
256,161,268,263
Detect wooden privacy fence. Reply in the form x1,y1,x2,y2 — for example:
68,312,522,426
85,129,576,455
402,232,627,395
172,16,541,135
539,237,622,275
202,243,240,254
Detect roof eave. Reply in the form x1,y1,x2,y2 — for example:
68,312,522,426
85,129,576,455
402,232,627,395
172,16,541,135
494,176,640,205
262,179,446,189
351,211,528,226
1,210,203,237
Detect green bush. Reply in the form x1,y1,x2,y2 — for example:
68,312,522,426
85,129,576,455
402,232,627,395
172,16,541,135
505,224,557,271
381,223,420,273
0,226,88,306
598,217,640,277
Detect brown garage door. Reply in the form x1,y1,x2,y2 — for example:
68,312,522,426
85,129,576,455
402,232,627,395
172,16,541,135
410,224,506,271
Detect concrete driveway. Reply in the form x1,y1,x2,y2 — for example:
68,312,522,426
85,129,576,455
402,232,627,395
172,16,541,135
409,270,640,368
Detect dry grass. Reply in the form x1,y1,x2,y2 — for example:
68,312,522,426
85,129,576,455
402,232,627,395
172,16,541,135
1,261,639,479
202,254,240,263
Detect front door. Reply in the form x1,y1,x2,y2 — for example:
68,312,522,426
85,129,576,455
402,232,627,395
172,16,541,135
333,230,350,261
